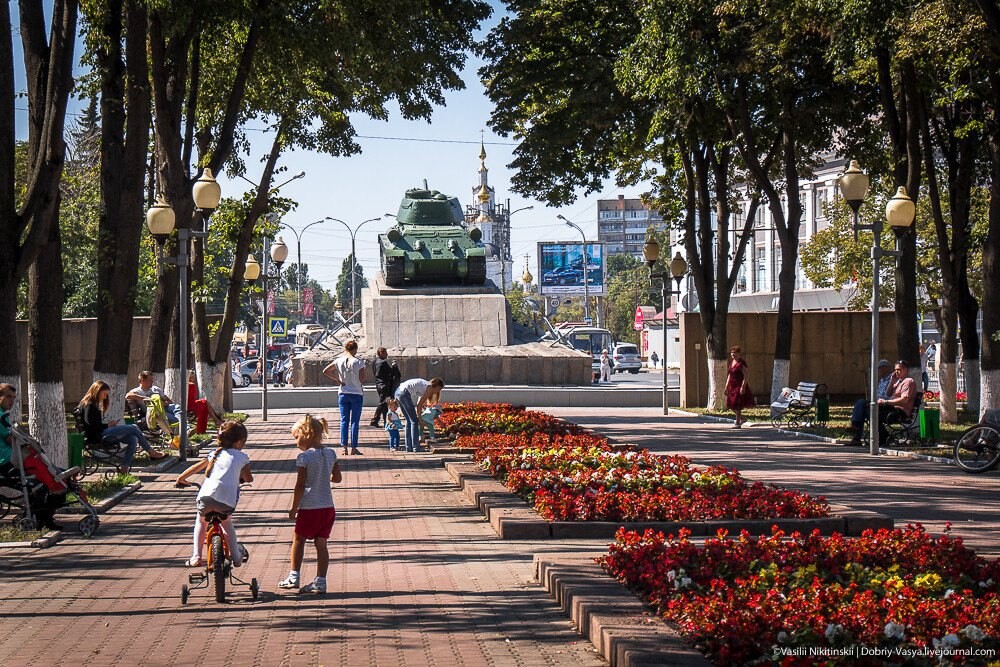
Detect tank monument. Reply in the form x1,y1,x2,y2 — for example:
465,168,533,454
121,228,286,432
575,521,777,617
295,187,591,386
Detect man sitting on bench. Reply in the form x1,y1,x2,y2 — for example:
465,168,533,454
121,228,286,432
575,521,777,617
847,359,893,446
126,371,182,426
875,360,918,446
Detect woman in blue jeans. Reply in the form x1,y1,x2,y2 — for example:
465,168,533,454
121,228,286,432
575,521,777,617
79,381,166,472
323,340,367,455
394,377,444,453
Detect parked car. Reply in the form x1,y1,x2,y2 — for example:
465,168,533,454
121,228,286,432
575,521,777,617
542,266,580,286
234,358,278,387
612,343,642,374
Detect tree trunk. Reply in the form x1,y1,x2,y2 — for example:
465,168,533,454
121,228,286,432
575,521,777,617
938,308,959,424
894,62,923,374
93,0,150,421
27,197,67,466
164,300,182,404
981,78,1000,415
771,239,798,402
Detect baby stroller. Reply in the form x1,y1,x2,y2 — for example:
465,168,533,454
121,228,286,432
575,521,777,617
0,425,100,536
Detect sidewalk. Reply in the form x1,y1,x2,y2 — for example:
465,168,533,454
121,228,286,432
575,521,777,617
0,405,995,667
544,407,1000,556
0,410,605,667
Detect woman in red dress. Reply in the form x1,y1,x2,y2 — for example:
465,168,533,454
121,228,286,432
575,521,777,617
725,346,755,428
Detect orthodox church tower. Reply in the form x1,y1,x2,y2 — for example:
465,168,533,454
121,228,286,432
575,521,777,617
467,141,512,291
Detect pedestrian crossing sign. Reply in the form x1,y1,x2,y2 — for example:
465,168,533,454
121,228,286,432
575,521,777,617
268,317,288,336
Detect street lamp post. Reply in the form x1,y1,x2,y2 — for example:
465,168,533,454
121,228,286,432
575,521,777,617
643,238,687,416
559,215,591,324
243,237,287,422
146,169,222,462
282,218,329,317
839,160,916,455
327,216,381,314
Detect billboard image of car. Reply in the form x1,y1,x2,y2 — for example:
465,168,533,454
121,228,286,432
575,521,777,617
538,242,606,296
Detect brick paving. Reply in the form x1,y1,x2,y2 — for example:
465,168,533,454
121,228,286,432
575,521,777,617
0,409,606,667
2,403,997,667
544,407,1000,556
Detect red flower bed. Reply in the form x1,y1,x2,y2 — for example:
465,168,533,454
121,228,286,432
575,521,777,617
473,446,828,522
435,406,584,438
924,391,969,402
600,525,1000,665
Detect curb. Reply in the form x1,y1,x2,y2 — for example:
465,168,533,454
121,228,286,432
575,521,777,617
534,555,709,666
444,461,893,540
92,481,143,514
0,529,63,550
673,410,959,465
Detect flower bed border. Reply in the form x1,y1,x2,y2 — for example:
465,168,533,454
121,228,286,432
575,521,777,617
445,460,892,540
534,554,709,666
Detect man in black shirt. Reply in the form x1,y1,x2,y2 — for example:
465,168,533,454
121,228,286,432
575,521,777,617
370,347,401,427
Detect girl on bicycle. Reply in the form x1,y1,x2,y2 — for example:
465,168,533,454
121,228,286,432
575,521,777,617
176,421,252,568
279,414,342,594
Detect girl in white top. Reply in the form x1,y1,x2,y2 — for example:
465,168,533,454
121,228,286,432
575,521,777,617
323,340,367,455
600,349,612,382
176,421,253,568
394,377,444,453
279,415,343,594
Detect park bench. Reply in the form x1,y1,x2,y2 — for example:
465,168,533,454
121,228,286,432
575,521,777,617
770,382,829,429
70,407,131,478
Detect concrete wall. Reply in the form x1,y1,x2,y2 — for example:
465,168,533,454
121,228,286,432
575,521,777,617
14,316,220,408
679,311,899,407
295,342,593,388
15,317,153,407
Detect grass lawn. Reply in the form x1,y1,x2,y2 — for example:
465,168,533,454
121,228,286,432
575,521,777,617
78,472,139,503
685,404,978,451
0,525,45,542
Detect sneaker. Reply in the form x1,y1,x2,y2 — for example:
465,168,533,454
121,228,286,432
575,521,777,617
234,544,249,567
299,580,326,594
278,576,300,589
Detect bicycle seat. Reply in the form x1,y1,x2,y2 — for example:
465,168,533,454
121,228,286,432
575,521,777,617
203,511,229,523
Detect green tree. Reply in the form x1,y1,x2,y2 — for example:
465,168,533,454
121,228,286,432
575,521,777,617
335,254,370,314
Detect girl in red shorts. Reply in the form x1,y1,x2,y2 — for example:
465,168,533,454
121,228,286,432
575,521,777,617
278,414,342,594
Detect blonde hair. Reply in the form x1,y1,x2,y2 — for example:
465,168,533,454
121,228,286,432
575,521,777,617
292,413,328,443
80,381,110,412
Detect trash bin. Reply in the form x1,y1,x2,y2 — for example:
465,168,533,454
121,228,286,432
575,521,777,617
68,432,85,468
816,395,830,422
919,407,940,439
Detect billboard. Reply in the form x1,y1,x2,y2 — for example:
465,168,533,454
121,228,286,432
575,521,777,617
537,241,606,296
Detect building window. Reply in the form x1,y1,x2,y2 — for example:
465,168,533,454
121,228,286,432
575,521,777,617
755,247,766,292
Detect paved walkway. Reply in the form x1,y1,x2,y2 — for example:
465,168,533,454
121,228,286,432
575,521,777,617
1,405,996,667
0,410,605,667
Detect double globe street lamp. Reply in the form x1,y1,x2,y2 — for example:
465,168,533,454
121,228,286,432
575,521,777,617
642,238,688,416
838,160,916,455
243,237,288,422
145,169,223,462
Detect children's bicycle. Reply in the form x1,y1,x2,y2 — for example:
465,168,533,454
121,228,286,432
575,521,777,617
175,482,258,604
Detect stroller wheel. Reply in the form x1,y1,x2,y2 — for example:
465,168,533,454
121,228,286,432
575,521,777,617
16,516,36,531
181,584,190,605
250,578,259,600
78,515,100,537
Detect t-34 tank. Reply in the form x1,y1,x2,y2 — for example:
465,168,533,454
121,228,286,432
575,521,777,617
379,188,487,287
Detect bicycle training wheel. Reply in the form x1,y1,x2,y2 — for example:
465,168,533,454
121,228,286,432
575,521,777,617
211,534,227,603
954,424,1000,474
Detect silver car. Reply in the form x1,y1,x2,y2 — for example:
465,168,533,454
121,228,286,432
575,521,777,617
612,343,642,374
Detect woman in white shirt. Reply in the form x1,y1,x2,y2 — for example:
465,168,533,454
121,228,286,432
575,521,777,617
394,377,444,452
323,340,367,455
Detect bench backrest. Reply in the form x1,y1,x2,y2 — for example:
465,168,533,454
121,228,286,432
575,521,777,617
794,382,827,405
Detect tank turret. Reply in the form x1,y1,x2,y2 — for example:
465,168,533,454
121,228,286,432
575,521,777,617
379,188,487,286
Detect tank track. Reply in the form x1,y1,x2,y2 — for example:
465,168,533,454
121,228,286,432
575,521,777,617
383,255,405,287
466,255,486,285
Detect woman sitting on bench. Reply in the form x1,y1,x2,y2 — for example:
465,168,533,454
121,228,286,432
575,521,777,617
79,381,166,472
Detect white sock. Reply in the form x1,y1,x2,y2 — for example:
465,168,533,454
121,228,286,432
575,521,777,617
314,576,326,584
288,570,299,580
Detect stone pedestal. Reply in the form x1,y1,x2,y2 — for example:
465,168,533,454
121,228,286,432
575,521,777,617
362,274,510,348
